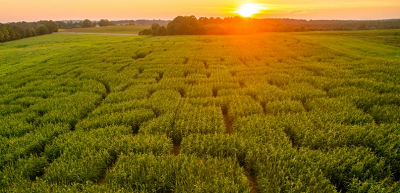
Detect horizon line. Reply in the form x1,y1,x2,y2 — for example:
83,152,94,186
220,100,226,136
2,16,400,24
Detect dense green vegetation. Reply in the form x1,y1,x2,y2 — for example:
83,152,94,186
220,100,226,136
55,19,117,29
57,19,168,29
140,16,400,35
60,25,150,34
0,29,399,192
0,21,58,43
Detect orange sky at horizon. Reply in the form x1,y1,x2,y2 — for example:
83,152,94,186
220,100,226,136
1,0,400,23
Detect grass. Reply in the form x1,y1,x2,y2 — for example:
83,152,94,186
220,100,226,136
59,25,150,34
0,30,399,192
297,29,400,47
298,34,400,60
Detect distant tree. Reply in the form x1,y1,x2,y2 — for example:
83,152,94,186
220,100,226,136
99,19,115,27
0,20,59,43
13,26,25,39
82,19,93,28
74,23,81,28
67,21,74,28
1,26,10,41
35,25,49,35
0,30,4,42
99,19,107,26
44,20,58,32
157,26,167,36
56,21,66,29
25,28,33,37
135,19,170,26
128,21,135,25
31,28,37,36
151,23,161,35
167,16,202,35
139,29,153,35
56,20,77,29
358,24,368,30
8,27,17,40
139,23,168,36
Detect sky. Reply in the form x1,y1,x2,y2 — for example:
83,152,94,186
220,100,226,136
1,0,400,23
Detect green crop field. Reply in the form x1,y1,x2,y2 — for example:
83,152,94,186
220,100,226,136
59,25,150,34
0,30,399,192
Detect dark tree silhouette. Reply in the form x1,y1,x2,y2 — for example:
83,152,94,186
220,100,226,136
36,25,49,35
99,19,115,27
82,19,93,28
139,16,400,36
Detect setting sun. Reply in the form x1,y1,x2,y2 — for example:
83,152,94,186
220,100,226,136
235,3,266,17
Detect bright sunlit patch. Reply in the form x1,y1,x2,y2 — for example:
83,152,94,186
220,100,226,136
235,3,266,17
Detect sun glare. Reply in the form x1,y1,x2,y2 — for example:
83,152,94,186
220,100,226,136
235,3,265,17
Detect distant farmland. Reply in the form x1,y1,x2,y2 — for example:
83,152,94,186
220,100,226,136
0,29,399,192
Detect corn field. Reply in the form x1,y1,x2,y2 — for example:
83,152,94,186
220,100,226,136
0,31,399,192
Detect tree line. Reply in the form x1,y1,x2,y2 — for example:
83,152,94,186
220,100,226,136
56,19,171,29
135,19,169,26
0,19,120,43
56,19,117,29
111,20,136,26
140,16,400,36
0,20,58,43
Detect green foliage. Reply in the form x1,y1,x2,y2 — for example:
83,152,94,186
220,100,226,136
106,154,250,192
62,25,149,34
82,19,93,28
284,82,327,102
0,112,36,138
305,97,374,125
75,109,155,131
369,105,400,123
104,85,149,103
318,147,391,192
246,147,337,193
0,156,48,191
32,92,103,126
350,124,400,180
141,17,400,36
141,103,225,143
265,99,305,115
227,95,264,123
0,124,69,169
147,89,181,116
98,19,115,27
348,178,400,193
0,30,399,192
181,134,249,161
43,126,171,185
234,115,293,147
139,23,167,36
0,21,57,43
89,99,150,116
